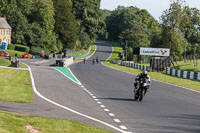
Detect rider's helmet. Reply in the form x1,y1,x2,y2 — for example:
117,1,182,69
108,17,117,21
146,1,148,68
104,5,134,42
142,70,148,77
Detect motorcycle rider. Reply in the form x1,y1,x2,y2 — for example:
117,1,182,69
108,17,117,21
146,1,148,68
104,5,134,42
134,70,151,92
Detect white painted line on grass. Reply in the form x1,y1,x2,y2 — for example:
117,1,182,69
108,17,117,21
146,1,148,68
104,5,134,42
26,64,130,133
0,66,29,70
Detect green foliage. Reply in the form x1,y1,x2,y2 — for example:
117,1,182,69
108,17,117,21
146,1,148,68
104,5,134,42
30,46,42,55
0,111,111,133
8,44,15,50
15,44,30,53
1,0,59,53
0,57,11,66
72,0,103,48
53,0,79,50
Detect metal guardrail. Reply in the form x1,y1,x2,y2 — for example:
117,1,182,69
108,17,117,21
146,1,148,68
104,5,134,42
113,60,150,71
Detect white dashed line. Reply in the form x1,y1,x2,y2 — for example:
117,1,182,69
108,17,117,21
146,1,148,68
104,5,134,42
94,99,99,101
26,64,131,133
114,119,121,123
97,102,101,104
104,109,109,111
109,113,115,117
100,105,105,108
120,126,127,130
92,96,97,99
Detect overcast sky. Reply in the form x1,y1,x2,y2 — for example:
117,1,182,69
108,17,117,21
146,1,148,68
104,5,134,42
100,0,200,21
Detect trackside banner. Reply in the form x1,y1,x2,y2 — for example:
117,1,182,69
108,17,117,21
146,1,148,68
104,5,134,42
140,47,170,56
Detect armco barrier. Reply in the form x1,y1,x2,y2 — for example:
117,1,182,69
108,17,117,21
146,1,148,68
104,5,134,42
120,61,150,71
190,71,194,79
177,70,181,77
183,71,188,79
198,72,200,80
166,68,200,81
172,69,176,76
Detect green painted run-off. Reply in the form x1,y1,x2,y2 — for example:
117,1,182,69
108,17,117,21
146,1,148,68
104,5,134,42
53,67,80,84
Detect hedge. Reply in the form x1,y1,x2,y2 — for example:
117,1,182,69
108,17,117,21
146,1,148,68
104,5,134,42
30,46,51,56
8,44,15,50
15,44,30,53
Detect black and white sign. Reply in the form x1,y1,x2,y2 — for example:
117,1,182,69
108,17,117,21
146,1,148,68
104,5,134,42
140,47,170,56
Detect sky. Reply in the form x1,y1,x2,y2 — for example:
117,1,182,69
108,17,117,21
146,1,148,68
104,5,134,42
100,0,200,21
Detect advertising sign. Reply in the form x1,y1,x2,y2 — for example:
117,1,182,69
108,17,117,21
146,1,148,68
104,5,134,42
140,47,170,56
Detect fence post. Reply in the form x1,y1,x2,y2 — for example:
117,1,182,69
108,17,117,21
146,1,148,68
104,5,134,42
144,66,147,71
172,69,176,76
177,70,181,77
197,72,200,81
167,68,170,75
189,71,194,79
183,71,188,79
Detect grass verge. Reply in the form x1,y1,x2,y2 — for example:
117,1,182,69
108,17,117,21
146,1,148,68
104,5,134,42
102,41,200,91
0,57,27,68
73,48,88,56
0,68,32,103
172,60,200,72
75,44,96,62
1,49,32,58
0,111,111,133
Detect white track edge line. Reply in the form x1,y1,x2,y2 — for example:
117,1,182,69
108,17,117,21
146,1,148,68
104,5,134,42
26,64,129,133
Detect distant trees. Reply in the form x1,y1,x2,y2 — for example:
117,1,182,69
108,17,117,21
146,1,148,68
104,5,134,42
0,0,102,53
105,6,160,61
72,0,104,48
160,0,200,58
0,0,58,53
104,0,200,61
0,0,199,58
53,0,79,50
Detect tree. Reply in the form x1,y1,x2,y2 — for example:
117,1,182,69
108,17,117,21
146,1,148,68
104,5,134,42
160,0,191,57
72,0,102,48
53,0,79,50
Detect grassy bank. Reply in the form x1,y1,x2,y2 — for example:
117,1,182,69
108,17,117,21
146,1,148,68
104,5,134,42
0,57,27,68
0,111,111,133
75,44,96,62
173,60,200,72
0,68,32,103
102,41,200,91
1,49,32,58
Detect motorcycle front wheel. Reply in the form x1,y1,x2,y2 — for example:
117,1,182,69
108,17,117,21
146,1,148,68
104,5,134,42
138,89,144,101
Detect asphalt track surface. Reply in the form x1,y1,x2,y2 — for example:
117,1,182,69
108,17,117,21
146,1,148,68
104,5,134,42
0,41,199,133
70,41,200,133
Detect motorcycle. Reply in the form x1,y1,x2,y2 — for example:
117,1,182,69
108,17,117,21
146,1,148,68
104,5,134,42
134,78,150,101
